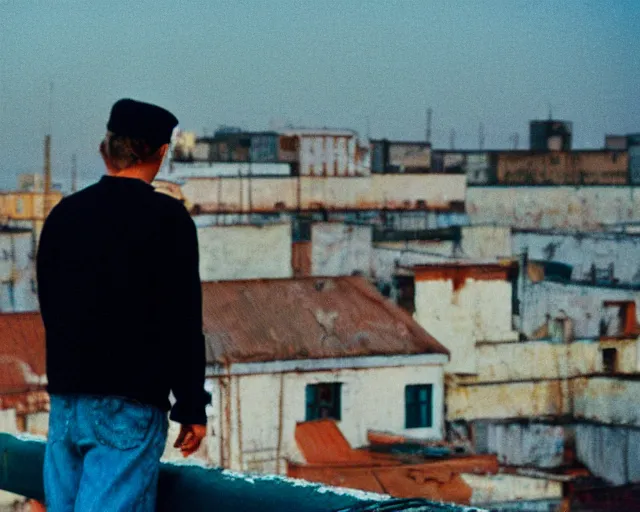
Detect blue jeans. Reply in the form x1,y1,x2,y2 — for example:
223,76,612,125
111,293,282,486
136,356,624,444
44,395,168,512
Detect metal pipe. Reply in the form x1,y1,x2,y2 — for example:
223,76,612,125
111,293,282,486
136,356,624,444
0,434,480,511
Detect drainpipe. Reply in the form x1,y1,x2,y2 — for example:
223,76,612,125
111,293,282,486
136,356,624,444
0,434,480,512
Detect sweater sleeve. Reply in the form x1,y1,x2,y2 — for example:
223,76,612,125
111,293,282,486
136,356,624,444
164,208,209,426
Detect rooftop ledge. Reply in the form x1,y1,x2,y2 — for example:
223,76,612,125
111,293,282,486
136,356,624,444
0,434,482,512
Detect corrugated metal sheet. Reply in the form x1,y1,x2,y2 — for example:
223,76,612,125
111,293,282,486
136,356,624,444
484,423,565,468
177,174,466,214
467,186,640,230
575,424,640,486
202,276,448,365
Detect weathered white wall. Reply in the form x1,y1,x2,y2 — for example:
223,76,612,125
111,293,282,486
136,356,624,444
457,338,639,385
372,244,455,283
447,380,566,421
203,363,444,474
0,230,37,312
513,230,640,284
467,186,640,230
462,474,562,506
197,223,292,281
311,223,372,276
573,377,640,427
460,226,512,259
414,279,518,373
163,162,291,178
179,175,466,213
521,280,638,339
0,409,18,433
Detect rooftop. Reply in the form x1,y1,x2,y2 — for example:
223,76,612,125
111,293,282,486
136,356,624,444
0,313,46,395
202,276,448,365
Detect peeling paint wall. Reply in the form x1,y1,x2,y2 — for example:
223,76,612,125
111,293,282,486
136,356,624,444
197,223,292,281
576,423,640,486
467,186,640,229
521,280,638,339
179,174,466,213
311,223,372,277
460,226,512,259
199,364,444,474
573,377,640,427
462,473,563,505
0,230,38,313
414,279,518,373
447,380,566,421
513,231,640,284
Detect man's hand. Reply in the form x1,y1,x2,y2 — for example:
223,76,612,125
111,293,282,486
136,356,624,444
173,424,207,457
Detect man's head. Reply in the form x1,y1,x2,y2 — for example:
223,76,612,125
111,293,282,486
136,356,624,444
100,98,179,182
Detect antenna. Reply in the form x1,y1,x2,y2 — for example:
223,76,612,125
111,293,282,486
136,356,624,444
509,132,520,150
426,108,432,144
449,129,456,150
548,103,553,120
479,122,485,150
71,153,78,193
366,116,371,140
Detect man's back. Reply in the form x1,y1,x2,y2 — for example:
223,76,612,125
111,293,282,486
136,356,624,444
37,175,204,415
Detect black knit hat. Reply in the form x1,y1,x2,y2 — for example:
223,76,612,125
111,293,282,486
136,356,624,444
106,98,178,148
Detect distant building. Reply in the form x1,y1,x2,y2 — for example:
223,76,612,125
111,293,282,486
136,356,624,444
529,120,573,152
169,276,449,474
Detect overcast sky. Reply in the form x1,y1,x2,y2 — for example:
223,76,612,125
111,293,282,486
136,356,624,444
1,0,639,190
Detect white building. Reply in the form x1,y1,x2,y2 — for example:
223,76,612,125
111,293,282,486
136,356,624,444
0,228,38,313
195,222,293,281
163,276,449,474
411,262,520,374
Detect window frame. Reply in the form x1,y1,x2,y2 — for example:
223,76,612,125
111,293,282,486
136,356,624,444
305,382,342,421
405,384,433,429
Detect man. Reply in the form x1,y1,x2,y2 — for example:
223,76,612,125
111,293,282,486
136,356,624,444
37,98,209,512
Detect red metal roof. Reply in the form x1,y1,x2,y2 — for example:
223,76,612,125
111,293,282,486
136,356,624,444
290,420,499,504
0,313,46,394
202,276,448,365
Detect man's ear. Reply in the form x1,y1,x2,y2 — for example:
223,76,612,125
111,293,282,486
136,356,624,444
157,144,169,160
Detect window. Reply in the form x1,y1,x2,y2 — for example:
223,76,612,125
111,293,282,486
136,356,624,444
602,348,617,374
305,383,341,421
405,384,433,428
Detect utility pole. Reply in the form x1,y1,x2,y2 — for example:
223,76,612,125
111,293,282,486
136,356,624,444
43,82,54,219
449,129,456,150
71,153,78,193
43,135,52,218
426,108,432,144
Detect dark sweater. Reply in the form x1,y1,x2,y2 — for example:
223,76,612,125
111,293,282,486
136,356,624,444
37,175,208,425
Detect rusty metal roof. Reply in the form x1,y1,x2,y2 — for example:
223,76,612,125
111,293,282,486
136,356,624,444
202,276,448,365
0,313,46,394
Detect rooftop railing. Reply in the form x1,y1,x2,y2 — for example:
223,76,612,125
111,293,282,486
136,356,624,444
0,434,482,512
